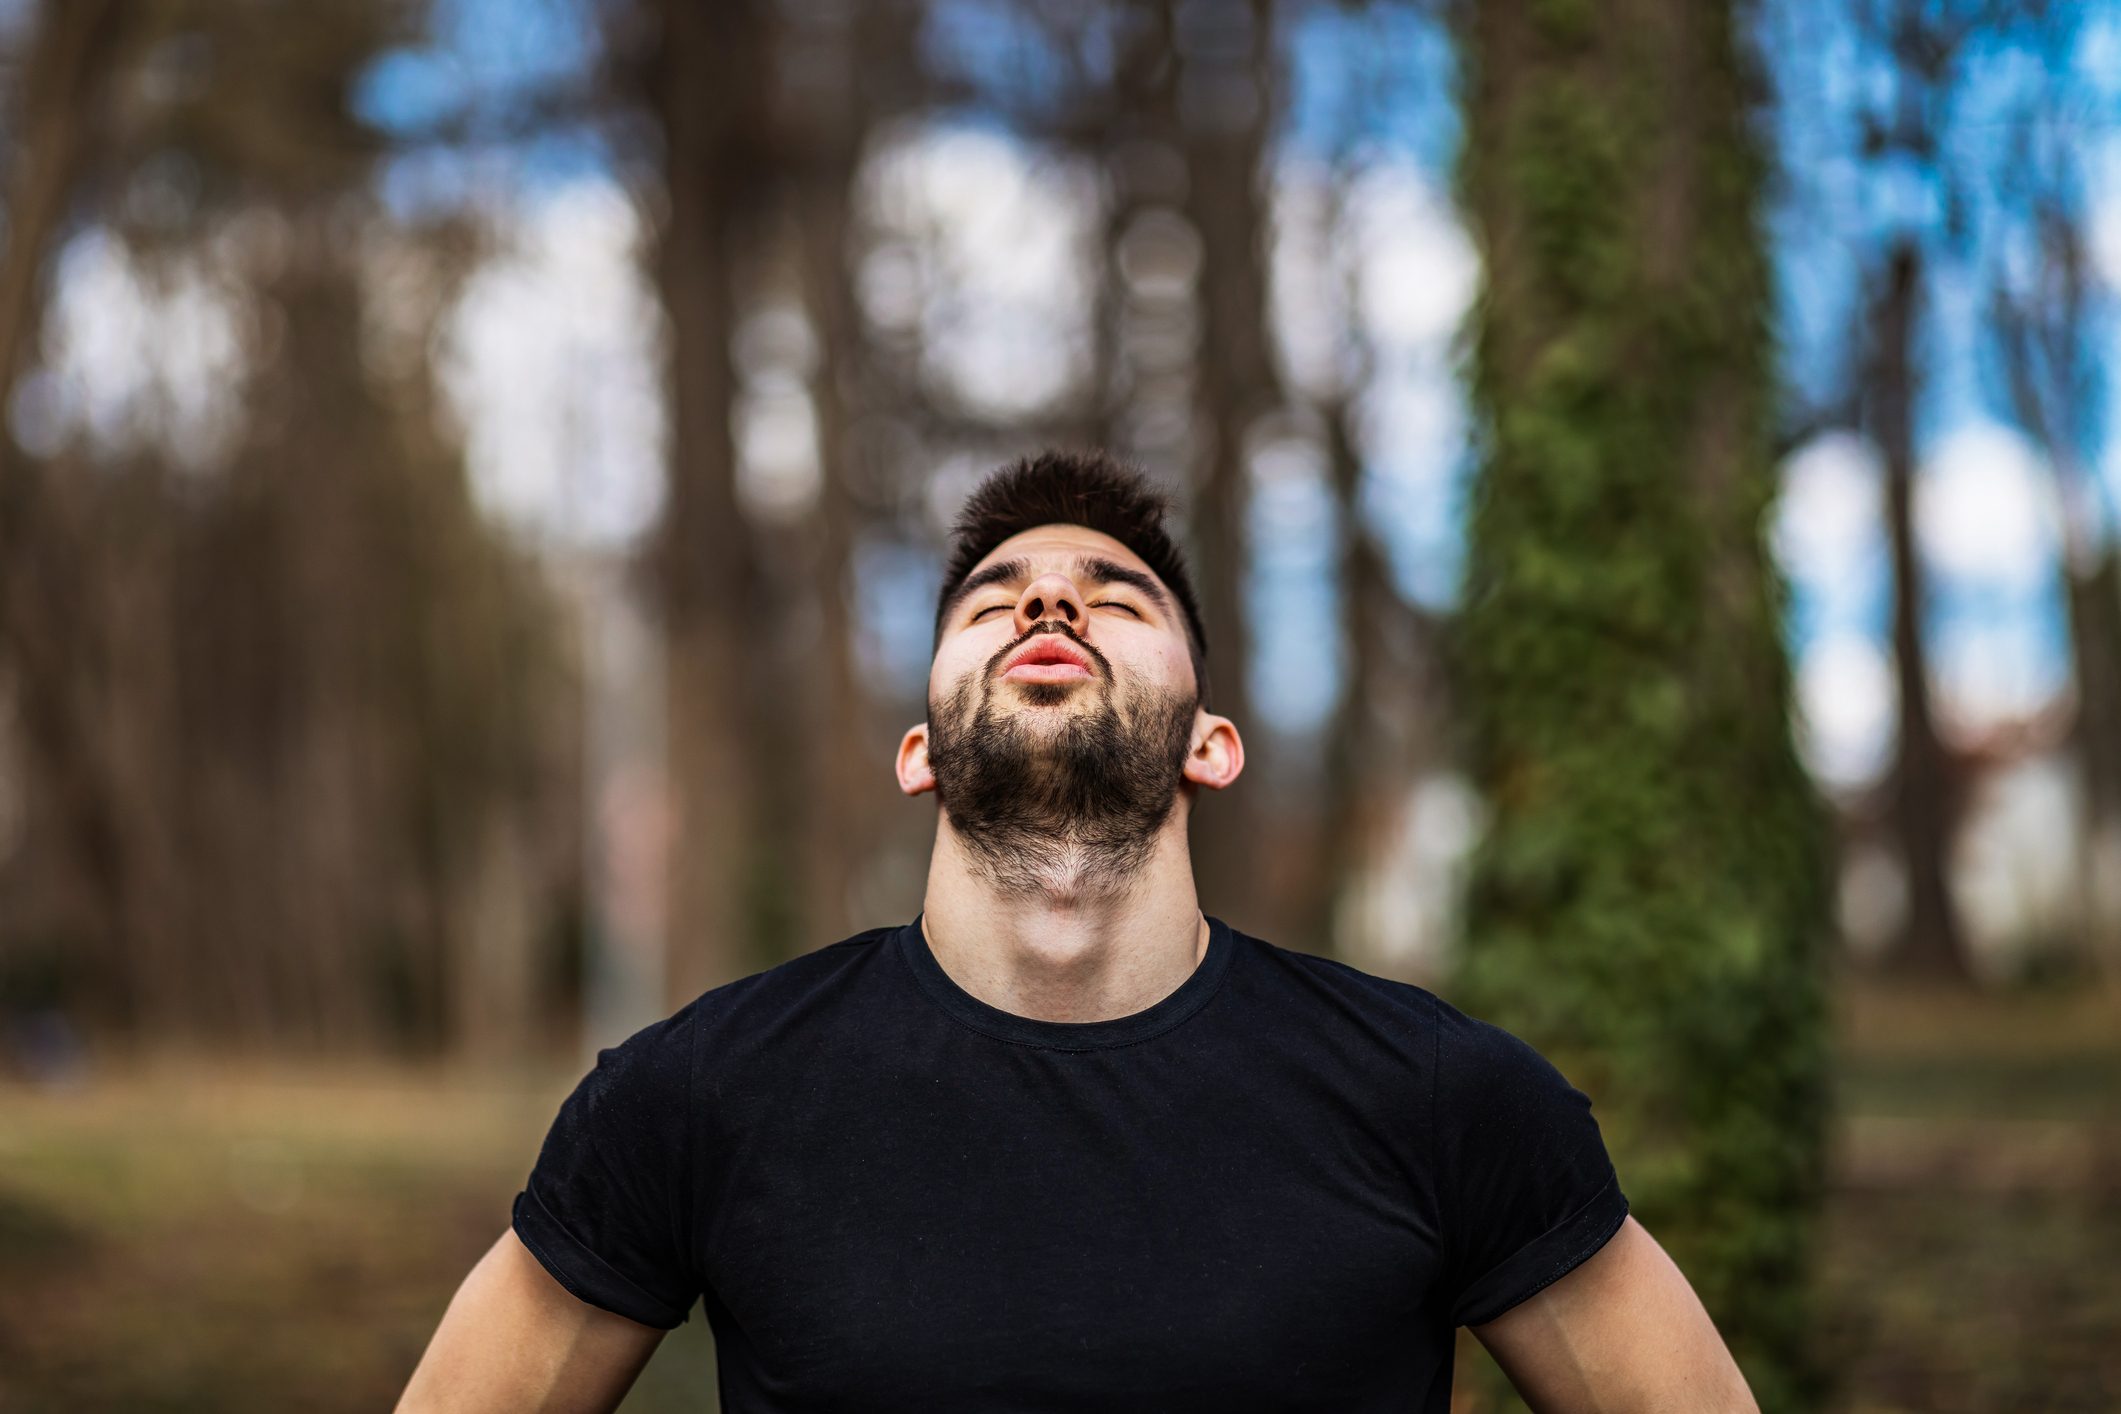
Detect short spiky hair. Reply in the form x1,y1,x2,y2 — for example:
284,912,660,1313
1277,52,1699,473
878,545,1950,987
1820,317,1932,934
934,449,1212,705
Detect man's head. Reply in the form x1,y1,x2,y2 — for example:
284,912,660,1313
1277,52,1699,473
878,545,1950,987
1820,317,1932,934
931,449,1213,706
895,450,1243,897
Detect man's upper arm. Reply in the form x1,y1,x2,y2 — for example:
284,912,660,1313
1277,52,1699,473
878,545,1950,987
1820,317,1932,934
1470,1215,1758,1414
396,1228,669,1414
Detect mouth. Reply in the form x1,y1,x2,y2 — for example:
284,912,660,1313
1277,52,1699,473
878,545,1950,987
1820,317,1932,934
999,635,1096,684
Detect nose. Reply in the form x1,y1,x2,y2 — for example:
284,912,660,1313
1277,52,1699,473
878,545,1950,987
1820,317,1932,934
1014,571,1083,636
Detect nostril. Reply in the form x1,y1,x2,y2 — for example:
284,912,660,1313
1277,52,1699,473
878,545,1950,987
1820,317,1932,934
1025,596,1043,618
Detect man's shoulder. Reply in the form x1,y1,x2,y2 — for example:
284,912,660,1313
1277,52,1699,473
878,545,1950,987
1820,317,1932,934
1226,924,1574,1077
668,922,900,1033
1228,922,1445,1027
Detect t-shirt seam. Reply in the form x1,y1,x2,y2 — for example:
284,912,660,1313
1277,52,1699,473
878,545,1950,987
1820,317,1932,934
680,1013,746,1327
521,1182,687,1327
1453,1171,1628,1326
912,969,1233,1052
514,1197,609,1314
897,927,1234,1053
1428,988,1452,1291
683,998,703,1298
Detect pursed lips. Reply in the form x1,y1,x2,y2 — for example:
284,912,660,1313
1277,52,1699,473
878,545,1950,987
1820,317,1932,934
999,635,1096,682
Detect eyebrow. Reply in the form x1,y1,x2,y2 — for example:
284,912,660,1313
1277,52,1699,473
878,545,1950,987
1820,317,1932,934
943,554,1174,625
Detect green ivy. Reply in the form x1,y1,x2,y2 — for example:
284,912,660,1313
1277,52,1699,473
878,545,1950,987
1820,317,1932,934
1451,3,1833,1410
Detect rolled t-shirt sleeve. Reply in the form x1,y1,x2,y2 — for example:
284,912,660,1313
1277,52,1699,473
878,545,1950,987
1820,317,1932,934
1430,993,1629,1328
512,1001,702,1329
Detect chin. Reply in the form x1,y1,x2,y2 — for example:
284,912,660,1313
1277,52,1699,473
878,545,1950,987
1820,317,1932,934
1011,680,1092,708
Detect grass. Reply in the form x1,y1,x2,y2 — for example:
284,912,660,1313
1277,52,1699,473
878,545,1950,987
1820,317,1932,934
1815,975,2121,1413
0,979,2115,1412
0,1061,718,1413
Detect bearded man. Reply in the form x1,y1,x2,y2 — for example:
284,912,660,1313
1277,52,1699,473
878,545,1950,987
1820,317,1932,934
399,450,1756,1412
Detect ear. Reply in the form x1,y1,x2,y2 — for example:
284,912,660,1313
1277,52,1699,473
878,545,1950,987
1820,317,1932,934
896,722,936,797
1181,709,1243,792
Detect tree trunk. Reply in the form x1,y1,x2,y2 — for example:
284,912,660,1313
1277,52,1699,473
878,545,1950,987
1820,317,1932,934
1306,394,1377,953
649,0,770,1004
797,170,875,947
1871,240,1972,982
1172,0,1276,935
0,0,135,1040
1454,1,1833,1406
1992,198,2121,989
2066,549,2121,988
1304,389,1440,959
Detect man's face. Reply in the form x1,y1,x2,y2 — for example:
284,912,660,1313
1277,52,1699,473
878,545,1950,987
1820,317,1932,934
932,522,1198,725
901,523,1236,895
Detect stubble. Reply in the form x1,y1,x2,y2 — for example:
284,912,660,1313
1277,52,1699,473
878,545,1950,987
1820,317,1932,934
925,631,1198,899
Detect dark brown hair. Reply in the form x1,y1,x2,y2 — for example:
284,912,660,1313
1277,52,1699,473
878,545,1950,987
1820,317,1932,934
934,449,1211,705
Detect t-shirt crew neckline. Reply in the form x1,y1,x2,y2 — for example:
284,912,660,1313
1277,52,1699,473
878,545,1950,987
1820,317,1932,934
895,910,1236,1050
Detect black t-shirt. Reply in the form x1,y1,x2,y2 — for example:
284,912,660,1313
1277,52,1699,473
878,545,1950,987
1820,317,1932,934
512,913,1628,1412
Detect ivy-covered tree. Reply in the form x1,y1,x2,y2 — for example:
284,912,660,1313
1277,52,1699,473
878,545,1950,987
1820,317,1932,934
1451,1,1833,1409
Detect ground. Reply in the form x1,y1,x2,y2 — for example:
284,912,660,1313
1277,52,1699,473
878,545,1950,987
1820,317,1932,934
0,978,2115,1412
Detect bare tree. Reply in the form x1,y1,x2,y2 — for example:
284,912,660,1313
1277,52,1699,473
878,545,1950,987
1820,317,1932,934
0,0,578,1055
0,0,136,1034
1866,237,1971,979
1989,108,2121,989
1170,0,1279,935
635,0,775,1002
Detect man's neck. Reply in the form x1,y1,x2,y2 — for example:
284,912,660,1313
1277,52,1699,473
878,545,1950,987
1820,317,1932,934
918,816,1210,1025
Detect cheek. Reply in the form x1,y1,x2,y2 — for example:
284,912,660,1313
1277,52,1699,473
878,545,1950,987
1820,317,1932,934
1117,634,1193,694
929,642,988,702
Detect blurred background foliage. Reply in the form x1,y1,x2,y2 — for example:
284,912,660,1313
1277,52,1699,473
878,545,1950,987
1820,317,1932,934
0,0,2116,1410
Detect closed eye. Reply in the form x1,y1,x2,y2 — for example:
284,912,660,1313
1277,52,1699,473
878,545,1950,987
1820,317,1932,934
970,604,1007,620
1092,601,1142,618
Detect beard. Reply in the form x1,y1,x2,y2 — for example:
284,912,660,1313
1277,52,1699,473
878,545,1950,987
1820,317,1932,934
925,628,1199,898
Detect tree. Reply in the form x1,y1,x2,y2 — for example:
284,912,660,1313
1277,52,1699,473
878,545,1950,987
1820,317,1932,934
1846,0,1993,982
1166,0,1279,934
1866,236,1970,980
0,0,576,1055
1452,0,1833,1407
1982,7,2121,988
0,0,135,1035
633,0,775,1000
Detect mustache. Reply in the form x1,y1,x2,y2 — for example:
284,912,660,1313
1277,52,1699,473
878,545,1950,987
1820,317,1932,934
987,621,1112,681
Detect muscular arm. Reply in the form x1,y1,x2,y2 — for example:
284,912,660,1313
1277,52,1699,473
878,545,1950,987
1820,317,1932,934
1470,1216,1758,1413
396,1228,669,1414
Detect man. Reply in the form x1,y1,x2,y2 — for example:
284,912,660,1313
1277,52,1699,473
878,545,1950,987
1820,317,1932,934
399,451,1757,1412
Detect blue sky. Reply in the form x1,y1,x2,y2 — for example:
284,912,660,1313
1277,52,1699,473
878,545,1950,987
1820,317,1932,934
352,0,2121,783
